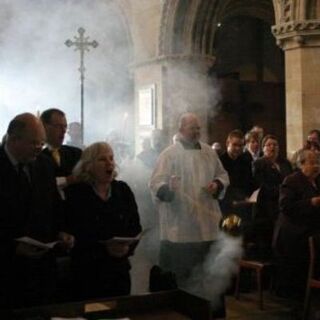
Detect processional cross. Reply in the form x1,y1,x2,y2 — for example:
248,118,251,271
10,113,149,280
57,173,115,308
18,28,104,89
65,27,98,145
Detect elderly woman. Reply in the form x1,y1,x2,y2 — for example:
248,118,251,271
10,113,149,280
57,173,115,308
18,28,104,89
64,142,142,300
251,134,292,259
273,149,320,299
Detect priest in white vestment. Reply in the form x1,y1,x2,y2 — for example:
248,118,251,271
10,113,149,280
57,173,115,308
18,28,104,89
150,113,229,319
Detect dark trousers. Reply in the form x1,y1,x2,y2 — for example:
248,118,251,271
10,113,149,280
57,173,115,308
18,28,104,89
12,253,57,308
159,240,226,318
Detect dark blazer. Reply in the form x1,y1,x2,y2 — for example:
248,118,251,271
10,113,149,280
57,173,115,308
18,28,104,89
253,156,292,222
0,146,63,307
41,145,82,177
0,147,62,244
219,152,254,215
274,170,320,259
243,149,263,163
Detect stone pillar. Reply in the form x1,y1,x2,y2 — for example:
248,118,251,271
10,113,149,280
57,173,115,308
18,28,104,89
272,20,320,157
132,54,215,154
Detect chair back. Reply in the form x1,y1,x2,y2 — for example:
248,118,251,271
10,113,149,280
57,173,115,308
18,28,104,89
308,234,320,281
303,234,320,320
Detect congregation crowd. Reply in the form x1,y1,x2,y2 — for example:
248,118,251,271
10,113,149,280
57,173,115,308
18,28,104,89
0,109,319,319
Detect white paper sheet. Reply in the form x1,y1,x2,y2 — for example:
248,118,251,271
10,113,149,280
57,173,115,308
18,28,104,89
100,228,150,245
15,236,58,249
247,188,260,203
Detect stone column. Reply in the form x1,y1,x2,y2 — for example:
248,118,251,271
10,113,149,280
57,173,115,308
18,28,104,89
272,20,320,157
132,54,215,153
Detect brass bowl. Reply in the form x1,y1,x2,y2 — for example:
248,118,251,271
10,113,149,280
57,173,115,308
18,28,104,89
220,214,242,236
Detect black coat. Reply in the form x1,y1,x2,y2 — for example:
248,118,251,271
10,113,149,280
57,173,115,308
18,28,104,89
219,152,254,215
0,147,62,245
64,180,142,299
0,147,63,308
249,157,292,259
274,170,320,259
253,157,292,222
41,145,82,177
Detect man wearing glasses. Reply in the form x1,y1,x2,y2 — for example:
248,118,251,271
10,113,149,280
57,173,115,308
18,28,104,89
40,108,81,302
40,108,82,190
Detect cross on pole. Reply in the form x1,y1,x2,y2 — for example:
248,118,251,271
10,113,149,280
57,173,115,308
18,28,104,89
65,27,98,145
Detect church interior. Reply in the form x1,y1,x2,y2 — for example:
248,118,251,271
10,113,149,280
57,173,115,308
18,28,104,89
1,0,320,319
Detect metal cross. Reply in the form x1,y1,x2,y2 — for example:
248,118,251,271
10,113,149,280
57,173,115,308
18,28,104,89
65,27,98,145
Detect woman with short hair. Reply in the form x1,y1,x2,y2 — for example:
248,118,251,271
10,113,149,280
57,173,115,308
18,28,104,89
273,150,320,299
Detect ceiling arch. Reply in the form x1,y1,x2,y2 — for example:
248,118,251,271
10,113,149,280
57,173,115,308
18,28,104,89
109,0,134,61
160,0,275,57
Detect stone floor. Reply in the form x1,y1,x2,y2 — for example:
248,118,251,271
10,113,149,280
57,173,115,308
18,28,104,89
226,292,299,320
225,291,320,320
130,246,320,320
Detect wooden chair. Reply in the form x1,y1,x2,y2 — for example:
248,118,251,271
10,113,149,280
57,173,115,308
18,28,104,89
303,234,320,320
232,202,274,310
234,258,273,310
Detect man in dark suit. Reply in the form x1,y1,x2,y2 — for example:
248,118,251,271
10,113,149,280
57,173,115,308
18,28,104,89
40,108,82,189
0,113,73,309
40,108,82,302
219,129,254,217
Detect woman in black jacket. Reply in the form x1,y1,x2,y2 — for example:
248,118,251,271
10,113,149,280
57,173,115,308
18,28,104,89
252,134,292,259
273,149,320,299
65,142,141,301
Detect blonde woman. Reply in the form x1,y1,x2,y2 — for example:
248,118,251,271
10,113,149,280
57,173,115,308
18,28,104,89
64,142,141,300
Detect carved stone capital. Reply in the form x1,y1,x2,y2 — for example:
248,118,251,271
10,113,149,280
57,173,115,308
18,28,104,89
272,19,320,49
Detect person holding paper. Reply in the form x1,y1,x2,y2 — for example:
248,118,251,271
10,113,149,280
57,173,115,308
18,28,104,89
219,130,255,250
219,130,254,214
64,142,142,300
252,134,292,259
0,113,73,309
273,149,320,299
40,108,82,302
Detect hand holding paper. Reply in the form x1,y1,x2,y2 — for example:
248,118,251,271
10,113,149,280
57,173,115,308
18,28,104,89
246,188,260,203
106,241,130,258
102,229,150,246
15,239,53,258
15,236,58,250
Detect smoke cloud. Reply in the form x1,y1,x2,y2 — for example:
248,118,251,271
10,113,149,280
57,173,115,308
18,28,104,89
183,232,243,308
0,1,235,300
164,62,221,142
0,0,132,144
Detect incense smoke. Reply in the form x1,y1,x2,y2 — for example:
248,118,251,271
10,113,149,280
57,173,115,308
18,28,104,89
0,0,233,297
183,232,243,308
0,0,132,144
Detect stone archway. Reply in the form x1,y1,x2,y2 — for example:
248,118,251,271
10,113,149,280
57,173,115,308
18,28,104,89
130,0,320,156
158,0,285,149
159,0,274,57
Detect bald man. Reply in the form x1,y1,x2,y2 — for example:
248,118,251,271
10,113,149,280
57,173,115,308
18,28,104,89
150,112,229,318
0,113,72,309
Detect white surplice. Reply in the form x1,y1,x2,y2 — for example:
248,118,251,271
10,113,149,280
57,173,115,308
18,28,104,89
150,141,229,243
